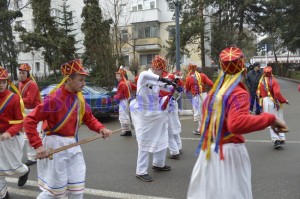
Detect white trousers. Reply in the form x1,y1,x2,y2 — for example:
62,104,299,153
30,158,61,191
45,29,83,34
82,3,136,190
168,133,182,155
0,177,8,199
37,136,86,199
263,97,286,141
118,99,132,132
192,93,207,122
136,149,167,175
0,134,28,198
188,143,252,199
24,109,43,161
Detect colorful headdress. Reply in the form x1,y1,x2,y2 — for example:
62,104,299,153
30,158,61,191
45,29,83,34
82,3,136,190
151,55,166,71
115,66,127,76
188,64,197,71
263,66,273,77
0,66,25,123
61,59,88,76
219,47,245,74
195,47,246,160
0,66,8,80
19,63,31,71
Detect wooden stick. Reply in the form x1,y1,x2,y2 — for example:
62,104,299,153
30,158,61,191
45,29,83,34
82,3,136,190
46,128,122,160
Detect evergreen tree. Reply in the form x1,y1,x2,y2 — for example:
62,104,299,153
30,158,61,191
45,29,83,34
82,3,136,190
0,0,22,80
16,0,77,79
81,0,114,87
16,0,61,77
57,0,77,62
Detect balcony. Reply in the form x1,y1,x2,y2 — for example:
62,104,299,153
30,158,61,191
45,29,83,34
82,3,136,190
130,9,161,23
135,38,161,52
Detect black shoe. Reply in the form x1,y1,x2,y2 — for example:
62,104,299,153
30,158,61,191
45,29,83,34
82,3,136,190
168,154,180,160
25,160,37,166
193,130,201,135
179,149,183,155
18,167,30,187
152,165,171,171
273,140,282,149
120,131,132,136
280,140,286,145
3,191,9,199
136,174,153,182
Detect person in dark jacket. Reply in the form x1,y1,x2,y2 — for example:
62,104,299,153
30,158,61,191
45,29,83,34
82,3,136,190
246,62,262,115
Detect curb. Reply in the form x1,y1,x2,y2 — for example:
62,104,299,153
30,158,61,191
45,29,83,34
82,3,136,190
275,76,300,84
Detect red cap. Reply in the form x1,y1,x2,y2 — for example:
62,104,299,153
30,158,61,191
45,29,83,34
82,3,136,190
0,66,8,80
115,67,126,76
219,47,245,75
19,63,31,71
61,59,88,76
151,55,167,71
263,66,273,76
188,64,197,71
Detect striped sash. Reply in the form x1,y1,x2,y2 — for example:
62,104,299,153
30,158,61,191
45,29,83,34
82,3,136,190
21,81,32,97
0,93,14,114
44,97,78,137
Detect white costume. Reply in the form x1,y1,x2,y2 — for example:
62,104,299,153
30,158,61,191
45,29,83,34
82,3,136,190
187,143,252,199
192,92,207,122
118,99,132,132
24,108,42,161
37,136,85,199
167,97,182,155
130,69,172,175
0,134,29,198
262,97,285,141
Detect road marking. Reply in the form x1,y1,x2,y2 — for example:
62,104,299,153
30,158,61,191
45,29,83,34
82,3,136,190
181,137,300,144
6,177,172,199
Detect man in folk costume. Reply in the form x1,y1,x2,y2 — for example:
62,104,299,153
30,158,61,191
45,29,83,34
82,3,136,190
257,66,289,149
160,71,184,160
185,64,213,135
18,63,42,166
114,67,137,136
0,66,30,199
24,59,112,199
130,55,177,182
187,47,288,199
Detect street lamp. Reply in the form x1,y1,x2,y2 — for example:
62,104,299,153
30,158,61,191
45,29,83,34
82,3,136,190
174,0,181,71
264,44,268,66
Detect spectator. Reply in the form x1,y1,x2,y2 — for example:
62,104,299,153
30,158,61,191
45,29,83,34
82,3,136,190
246,62,262,115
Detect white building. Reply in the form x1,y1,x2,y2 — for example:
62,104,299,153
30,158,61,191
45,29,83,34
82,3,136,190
11,0,85,77
11,0,210,76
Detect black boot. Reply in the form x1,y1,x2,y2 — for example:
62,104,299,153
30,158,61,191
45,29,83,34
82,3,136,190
3,191,9,199
120,131,132,136
18,167,30,187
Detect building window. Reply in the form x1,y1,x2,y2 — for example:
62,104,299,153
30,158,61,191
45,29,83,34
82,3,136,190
150,1,155,9
120,4,126,15
15,0,23,9
15,20,25,28
167,25,176,38
140,54,157,66
132,6,137,11
18,42,26,51
138,4,143,10
137,24,159,39
168,2,175,11
121,29,128,42
123,55,129,67
35,62,40,72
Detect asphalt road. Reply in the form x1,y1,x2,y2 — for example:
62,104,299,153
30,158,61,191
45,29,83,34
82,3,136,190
6,78,300,199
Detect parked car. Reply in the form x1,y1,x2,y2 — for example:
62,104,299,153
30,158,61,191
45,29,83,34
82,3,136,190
40,84,118,117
